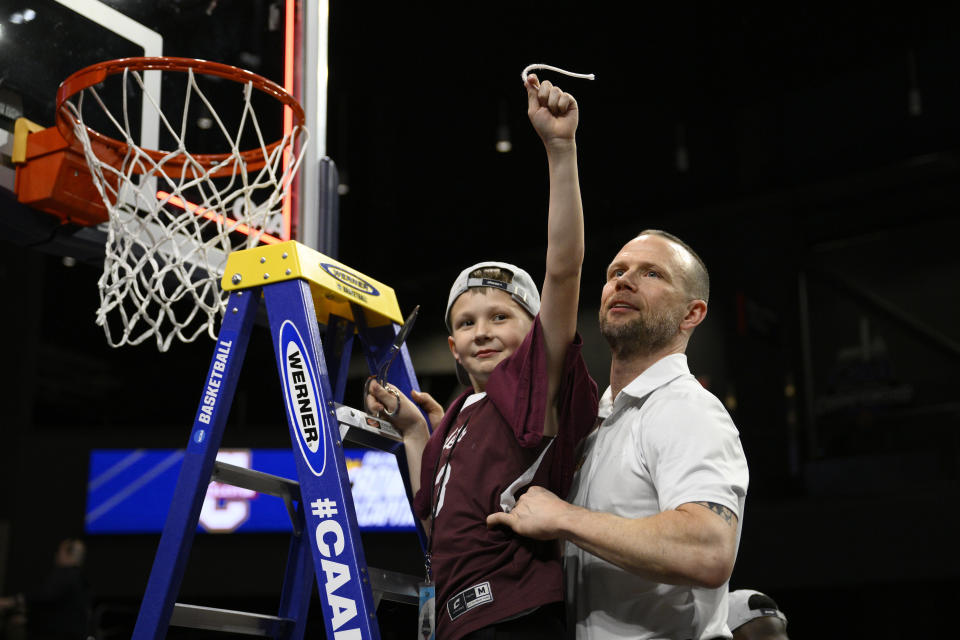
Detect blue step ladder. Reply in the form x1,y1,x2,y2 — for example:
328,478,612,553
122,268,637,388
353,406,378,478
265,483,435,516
132,240,427,639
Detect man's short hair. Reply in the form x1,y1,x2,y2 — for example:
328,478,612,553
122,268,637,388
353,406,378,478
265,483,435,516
637,229,710,303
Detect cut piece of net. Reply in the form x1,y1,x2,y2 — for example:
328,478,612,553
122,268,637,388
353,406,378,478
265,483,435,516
61,66,307,352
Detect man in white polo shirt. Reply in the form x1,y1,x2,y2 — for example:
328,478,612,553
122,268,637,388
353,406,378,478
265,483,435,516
488,229,749,639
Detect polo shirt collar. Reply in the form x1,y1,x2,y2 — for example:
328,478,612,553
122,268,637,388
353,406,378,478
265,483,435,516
599,353,690,417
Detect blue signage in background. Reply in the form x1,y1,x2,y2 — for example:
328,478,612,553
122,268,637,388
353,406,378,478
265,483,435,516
84,448,416,534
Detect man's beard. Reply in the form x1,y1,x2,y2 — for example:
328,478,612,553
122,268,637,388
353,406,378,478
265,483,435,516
599,303,684,359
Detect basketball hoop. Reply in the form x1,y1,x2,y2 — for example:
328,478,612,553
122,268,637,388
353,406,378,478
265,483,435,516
56,57,308,351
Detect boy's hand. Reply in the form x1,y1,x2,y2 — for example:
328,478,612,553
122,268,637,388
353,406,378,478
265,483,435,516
526,74,579,146
364,379,434,440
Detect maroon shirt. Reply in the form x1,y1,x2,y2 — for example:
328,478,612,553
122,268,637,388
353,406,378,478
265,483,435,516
413,317,598,639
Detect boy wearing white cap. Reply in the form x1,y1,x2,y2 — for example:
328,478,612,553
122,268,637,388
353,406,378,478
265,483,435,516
366,74,598,639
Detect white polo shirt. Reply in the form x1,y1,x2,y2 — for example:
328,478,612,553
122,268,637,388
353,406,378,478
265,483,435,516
565,354,749,640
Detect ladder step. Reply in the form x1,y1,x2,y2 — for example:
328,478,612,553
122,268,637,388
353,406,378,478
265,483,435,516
211,461,302,534
335,403,404,451
170,603,294,636
367,566,422,606
212,461,301,500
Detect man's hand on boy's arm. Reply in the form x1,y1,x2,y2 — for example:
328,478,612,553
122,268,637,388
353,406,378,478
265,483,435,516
487,487,739,589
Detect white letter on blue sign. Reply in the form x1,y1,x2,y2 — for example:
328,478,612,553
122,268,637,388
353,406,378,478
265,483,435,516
316,519,345,557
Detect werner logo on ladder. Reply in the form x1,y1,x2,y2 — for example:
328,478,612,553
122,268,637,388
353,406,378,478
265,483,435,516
281,321,328,473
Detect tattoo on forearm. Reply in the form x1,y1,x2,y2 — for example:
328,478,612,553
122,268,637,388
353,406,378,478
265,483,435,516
694,501,736,526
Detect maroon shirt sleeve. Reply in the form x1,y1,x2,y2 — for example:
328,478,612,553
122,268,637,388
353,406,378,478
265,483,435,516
485,315,599,497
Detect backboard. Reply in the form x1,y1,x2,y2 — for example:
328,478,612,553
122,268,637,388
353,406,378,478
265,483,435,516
0,0,326,262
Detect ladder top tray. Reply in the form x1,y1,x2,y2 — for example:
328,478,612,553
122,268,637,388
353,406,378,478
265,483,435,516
222,240,404,327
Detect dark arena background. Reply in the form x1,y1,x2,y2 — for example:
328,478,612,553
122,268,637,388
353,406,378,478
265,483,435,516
1,2,959,637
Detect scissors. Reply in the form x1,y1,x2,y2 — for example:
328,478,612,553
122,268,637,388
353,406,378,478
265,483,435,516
364,305,419,417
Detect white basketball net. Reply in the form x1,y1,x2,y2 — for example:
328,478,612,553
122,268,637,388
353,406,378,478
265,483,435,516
61,65,307,352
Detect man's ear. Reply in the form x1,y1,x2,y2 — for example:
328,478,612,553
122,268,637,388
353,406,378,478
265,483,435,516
681,299,708,331
447,335,461,363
